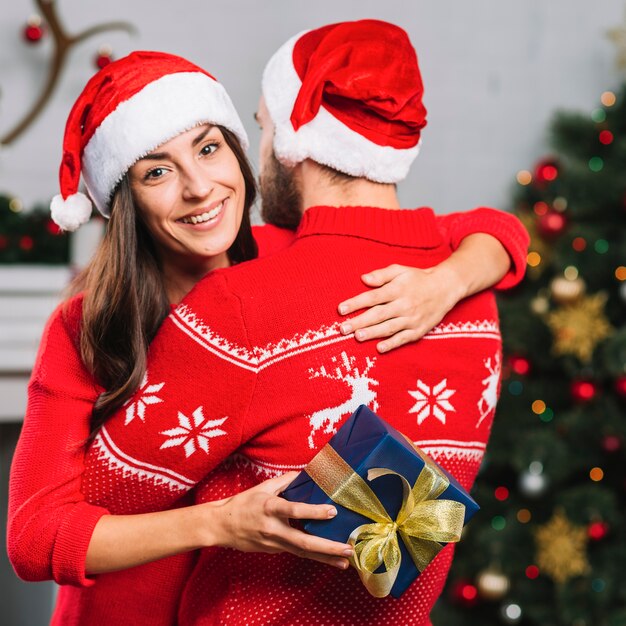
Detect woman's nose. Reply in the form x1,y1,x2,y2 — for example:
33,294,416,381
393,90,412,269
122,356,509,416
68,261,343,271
181,163,213,200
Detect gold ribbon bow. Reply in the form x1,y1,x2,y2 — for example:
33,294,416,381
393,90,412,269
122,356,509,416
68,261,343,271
305,443,466,597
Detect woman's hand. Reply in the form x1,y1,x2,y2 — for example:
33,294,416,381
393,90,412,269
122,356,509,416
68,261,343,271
338,233,512,353
205,471,353,569
338,264,464,353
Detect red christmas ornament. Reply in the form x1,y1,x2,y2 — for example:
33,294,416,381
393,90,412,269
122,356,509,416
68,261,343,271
533,157,560,186
537,210,567,238
0,235,8,250
602,434,622,453
94,47,113,70
571,379,598,403
23,16,45,44
19,236,34,251
599,130,613,145
46,219,62,235
615,375,626,398
588,521,609,541
509,355,531,376
450,579,479,606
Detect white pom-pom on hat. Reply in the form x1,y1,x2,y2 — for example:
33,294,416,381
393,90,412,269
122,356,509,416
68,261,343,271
50,192,93,232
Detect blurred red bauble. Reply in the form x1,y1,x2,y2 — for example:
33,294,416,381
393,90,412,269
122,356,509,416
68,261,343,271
23,16,45,44
46,219,62,235
95,53,112,70
533,157,560,186
571,379,598,402
19,236,34,251
615,376,626,398
602,434,622,453
509,355,531,376
588,521,610,541
537,210,567,238
0,235,8,250
450,579,479,607
94,47,113,70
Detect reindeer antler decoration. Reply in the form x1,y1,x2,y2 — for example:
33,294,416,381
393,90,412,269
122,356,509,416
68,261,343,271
0,0,135,146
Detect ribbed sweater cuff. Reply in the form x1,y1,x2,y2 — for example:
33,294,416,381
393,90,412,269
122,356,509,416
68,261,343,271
51,502,110,587
450,209,530,290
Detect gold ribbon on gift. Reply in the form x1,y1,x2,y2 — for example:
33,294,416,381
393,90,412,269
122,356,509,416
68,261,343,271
305,442,466,598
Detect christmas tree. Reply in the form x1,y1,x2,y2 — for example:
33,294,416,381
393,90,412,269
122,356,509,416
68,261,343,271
431,84,626,626
0,194,70,264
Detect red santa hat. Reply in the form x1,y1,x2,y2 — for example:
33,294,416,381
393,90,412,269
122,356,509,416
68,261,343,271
51,50,248,231
261,19,427,183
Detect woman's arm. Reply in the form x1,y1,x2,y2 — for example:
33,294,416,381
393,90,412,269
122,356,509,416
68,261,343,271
7,298,110,585
338,208,530,352
86,472,350,574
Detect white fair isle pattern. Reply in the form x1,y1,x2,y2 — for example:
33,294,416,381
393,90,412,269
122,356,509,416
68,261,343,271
94,426,194,492
124,371,164,425
416,439,487,464
423,319,500,341
172,306,500,371
227,454,307,479
408,379,457,425
476,352,501,428
172,305,353,371
306,352,379,449
160,407,228,458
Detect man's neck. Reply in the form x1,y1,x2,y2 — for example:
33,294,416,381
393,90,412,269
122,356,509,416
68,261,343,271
296,160,401,212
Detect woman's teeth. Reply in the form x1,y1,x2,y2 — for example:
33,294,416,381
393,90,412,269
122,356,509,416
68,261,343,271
180,202,224,224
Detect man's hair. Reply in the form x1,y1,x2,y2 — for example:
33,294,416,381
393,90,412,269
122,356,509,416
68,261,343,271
319,164,358,186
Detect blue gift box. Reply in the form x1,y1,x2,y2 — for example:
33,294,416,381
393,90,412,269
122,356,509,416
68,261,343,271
282,405,479,598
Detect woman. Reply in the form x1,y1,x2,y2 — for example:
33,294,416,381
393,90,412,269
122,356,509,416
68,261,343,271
8,51,527,626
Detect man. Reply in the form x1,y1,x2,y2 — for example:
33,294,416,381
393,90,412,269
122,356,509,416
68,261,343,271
84,20,528,625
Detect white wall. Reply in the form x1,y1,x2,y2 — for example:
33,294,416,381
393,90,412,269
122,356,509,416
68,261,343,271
0,0,624,215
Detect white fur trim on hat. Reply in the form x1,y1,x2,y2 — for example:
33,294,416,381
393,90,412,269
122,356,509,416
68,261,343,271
82,72,248,216
262,33,420,184
50,192,93,232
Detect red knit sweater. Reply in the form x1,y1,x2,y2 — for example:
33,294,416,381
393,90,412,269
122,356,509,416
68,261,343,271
7,209,528,626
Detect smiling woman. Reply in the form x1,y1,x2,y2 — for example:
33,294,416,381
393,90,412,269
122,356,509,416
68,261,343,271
128,124,251,301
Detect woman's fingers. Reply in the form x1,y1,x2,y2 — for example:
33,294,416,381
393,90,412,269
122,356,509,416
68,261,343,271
360,264,406,287
278,524,353,559
265,495,338,522
376,328,423,353
338,283,395,318
257,471,300,495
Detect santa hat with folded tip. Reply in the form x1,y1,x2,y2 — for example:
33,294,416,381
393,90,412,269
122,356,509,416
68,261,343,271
51,50,248,232
262,19,427,183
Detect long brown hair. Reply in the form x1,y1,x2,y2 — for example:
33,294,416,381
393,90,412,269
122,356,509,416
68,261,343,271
69,127,257,437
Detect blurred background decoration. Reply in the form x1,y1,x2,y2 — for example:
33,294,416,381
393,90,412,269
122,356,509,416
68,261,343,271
433,28,626,626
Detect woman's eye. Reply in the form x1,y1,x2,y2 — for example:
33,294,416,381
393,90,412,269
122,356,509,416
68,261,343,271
145,167,165,180
200,142,218,156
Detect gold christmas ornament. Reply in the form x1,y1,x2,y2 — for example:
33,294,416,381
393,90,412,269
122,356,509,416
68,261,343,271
546,292,614,362
535,509,590,584
477,566,510,600
550,276,586,304
530,295,550,315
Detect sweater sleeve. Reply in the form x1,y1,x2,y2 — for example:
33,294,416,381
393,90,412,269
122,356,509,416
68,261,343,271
437,207,530,290
80,272,257,515
7,298,110,587
252,224,297,258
